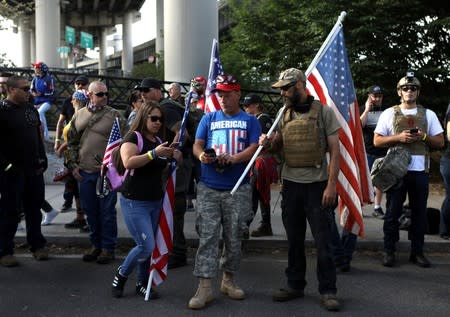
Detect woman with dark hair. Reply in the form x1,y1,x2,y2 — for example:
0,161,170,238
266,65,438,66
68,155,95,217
126,90,144,126
111,101,182,299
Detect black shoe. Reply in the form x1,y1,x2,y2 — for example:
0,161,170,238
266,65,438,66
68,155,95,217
60,203,72,212
372,207,385,218
79,224,90,233
272,287,304,302
112,268,128,298
65,218,87,229
136,281,159,299
336,262,351,273
82,248,102,262
409,253,431,268
251,224,273,237
168,256,187,269
382,252,395,267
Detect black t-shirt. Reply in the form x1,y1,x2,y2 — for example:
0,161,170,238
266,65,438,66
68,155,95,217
0,100,47,174
257,113,273,134
61,96,75,121
120,132,168,201
361,104,388,157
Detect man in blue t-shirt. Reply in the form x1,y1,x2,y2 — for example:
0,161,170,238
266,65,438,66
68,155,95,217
188,75,260,310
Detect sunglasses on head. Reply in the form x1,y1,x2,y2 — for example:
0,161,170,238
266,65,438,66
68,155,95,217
148,115,163,122
280,81,297,91
216,75,237,84
94,92,109,97
401,86,418,92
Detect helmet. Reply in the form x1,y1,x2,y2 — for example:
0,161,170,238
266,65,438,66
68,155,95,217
31,61,49,73
396,71,421,89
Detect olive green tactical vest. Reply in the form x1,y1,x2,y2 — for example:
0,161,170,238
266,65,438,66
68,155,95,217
282,101,326,168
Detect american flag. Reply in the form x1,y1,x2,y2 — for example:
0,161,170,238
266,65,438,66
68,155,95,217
205,38,224,113
102,117,122,168
306,27,373,237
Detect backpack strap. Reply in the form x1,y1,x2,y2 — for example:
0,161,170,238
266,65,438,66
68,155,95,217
134,131,144,153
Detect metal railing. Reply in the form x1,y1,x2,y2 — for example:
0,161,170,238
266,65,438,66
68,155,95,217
1,67,284,127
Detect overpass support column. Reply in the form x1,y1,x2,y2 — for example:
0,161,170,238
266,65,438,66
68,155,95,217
18,17,31,67
98,28,108,75
164,0,218,83
156,0,164,60
121,11,134,77
35,0,61,67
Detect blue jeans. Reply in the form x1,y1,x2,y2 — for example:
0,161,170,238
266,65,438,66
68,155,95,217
328,208,357,266
36,102,51,140
280,179,336,295
440,156,450,236
384,171,429,253
119,197,161,282
78,170,117,251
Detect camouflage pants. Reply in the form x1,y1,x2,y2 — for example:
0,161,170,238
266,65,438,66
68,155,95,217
193,182,251,278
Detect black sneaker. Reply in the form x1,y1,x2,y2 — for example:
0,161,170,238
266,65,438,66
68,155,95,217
112,268,128,298
251,224,273,237
65,218,87,229
136,281,159,299
60,203,72,212
382,252,395,267
372,207,385,218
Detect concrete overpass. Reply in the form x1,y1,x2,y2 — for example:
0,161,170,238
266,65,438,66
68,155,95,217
11,0,220,82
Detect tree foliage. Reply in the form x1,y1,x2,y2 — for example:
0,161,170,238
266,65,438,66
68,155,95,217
222,0,450,115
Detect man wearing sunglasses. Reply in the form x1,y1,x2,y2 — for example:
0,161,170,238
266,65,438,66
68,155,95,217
374,72,444,268
135,77,162,104
66,81,127,265
189,75,260,310
0,76,49,267
261,68,341,311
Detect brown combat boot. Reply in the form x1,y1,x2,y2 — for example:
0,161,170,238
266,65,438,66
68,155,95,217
220,271,245,300
188,278,214,309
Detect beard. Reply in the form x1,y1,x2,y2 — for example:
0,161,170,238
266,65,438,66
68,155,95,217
401,95,417,105
284,87,302,108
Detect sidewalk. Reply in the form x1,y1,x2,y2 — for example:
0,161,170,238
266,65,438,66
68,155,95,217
15,181,450,252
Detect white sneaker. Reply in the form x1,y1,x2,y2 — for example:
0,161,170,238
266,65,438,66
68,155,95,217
41,209,59,226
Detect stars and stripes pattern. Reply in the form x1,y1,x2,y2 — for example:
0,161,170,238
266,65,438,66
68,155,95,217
102,117,122,168
306,27,372,237
205,38,224,113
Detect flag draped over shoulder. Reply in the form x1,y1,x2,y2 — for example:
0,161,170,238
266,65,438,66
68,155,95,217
205,38,224,113
102,117,122,174
306,27,373,238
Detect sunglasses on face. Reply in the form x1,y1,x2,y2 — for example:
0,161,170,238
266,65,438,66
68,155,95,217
94,92,109,97
401,86,418,92
280,81,297,91
148,115,163,122
75,82,85,86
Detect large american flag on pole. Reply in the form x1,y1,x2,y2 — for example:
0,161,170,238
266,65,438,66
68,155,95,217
205,38,224,113
306,27,373,237
102,117,122,173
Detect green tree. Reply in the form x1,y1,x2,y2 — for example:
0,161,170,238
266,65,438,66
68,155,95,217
222,0,450,114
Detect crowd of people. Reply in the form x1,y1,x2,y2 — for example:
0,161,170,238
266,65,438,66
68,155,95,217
0,63,448,312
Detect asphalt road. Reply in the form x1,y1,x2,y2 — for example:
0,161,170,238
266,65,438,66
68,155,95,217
1,251,450,317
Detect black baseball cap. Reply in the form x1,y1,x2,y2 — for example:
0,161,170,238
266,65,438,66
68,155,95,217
74,75,89,85
368,85,383,94
243,94,262,107
134,77,161,90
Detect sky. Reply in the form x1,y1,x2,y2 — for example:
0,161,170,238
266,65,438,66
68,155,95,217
0,0,156,65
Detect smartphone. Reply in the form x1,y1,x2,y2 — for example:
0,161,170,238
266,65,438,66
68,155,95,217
170,142,181,148
203,148,217,159
410,128,418,133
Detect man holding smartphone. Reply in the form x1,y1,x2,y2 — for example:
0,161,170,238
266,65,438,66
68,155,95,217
374,72,444,268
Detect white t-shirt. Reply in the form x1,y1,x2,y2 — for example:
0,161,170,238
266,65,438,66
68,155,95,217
374,106,443,171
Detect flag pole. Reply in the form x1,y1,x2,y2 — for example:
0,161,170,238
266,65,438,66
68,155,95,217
145,260,155,301
230,11,347,196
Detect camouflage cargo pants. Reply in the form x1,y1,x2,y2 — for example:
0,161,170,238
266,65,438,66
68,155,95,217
193,182,251,278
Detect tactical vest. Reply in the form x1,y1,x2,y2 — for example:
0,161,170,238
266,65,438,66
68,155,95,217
393,104,429,170
282,101,326,168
